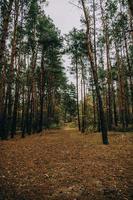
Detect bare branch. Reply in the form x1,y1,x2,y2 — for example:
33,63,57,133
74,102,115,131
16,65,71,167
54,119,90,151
68,1,83,10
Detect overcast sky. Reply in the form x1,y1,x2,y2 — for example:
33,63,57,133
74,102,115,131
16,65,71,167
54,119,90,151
45,0,83,83
45,0,82,34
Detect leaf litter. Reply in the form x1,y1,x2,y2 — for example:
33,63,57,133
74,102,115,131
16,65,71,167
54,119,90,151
0,130,133,200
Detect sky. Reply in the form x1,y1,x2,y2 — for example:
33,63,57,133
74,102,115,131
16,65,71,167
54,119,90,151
45,0,82,34
45,0,83,83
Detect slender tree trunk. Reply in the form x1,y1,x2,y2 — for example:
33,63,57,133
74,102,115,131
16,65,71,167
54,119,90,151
30,44,38,133
116,47,126,129
25,70,31,134
128,0,133,16
75,56,81,131
21,84,25,138
83,78,86,131
124,34,133,116
81,79,84,133
128,8,133,41
92,0,100,131
0,66,6,138
81,0,109,144
112,84,118,127
11,80,19,138
0,0,14,139
100,0,113,130
39,46,45,132
0,90,8,139
80,58,86,133
7,0,19,136
11,56,20,138
0,0,14,71
92,82,96,129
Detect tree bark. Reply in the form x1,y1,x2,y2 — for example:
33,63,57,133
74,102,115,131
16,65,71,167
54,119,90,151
0,0,14,139
7,0,19,136
39,46,45,132
100,0,113,130
0,0,14,71
81,0,109,144
128,0,133,17
75,54,81,131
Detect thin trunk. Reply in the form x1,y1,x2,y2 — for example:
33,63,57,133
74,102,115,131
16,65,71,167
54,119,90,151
112,84,118,127
25,69,31,134
0,0,15,139
81,79,84,133
100,0,113,130
81,0,109,144
116,47,126,129
83,78,86,131
0,0,14,71
128,0,133,17
92,0,100,131
0,66,6,138
7,0,19,136
92,83,96,129
39,46,45,132
30,45,38,133
80,58,86,133
124,34,133,116
0,90,8,139
11,56,20,138
75,57,81,131
21,84,25,138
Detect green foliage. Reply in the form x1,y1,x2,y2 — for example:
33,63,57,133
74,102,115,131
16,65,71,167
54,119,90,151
65,28,87,56
61,83,77,122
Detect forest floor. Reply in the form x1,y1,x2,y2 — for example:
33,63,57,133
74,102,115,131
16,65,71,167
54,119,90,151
0,129,133,200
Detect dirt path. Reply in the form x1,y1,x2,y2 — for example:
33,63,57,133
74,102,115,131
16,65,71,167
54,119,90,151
0,130,133,200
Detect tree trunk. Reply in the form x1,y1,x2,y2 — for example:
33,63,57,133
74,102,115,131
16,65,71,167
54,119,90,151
116,46,126,129
0,0,14,139
92,82,96,129
11,54,21,138
112,84,118,127
39,46,45,132
81,0,109,144
100,0,113,130
124,34,133,117
128,0,133,16
0,0,14,72
7,0,19,136
75,56,81,131
30,45,38,133
80,58,86,133
21,84,25,138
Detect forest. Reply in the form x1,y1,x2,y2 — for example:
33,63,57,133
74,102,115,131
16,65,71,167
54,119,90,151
0,0,133,199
